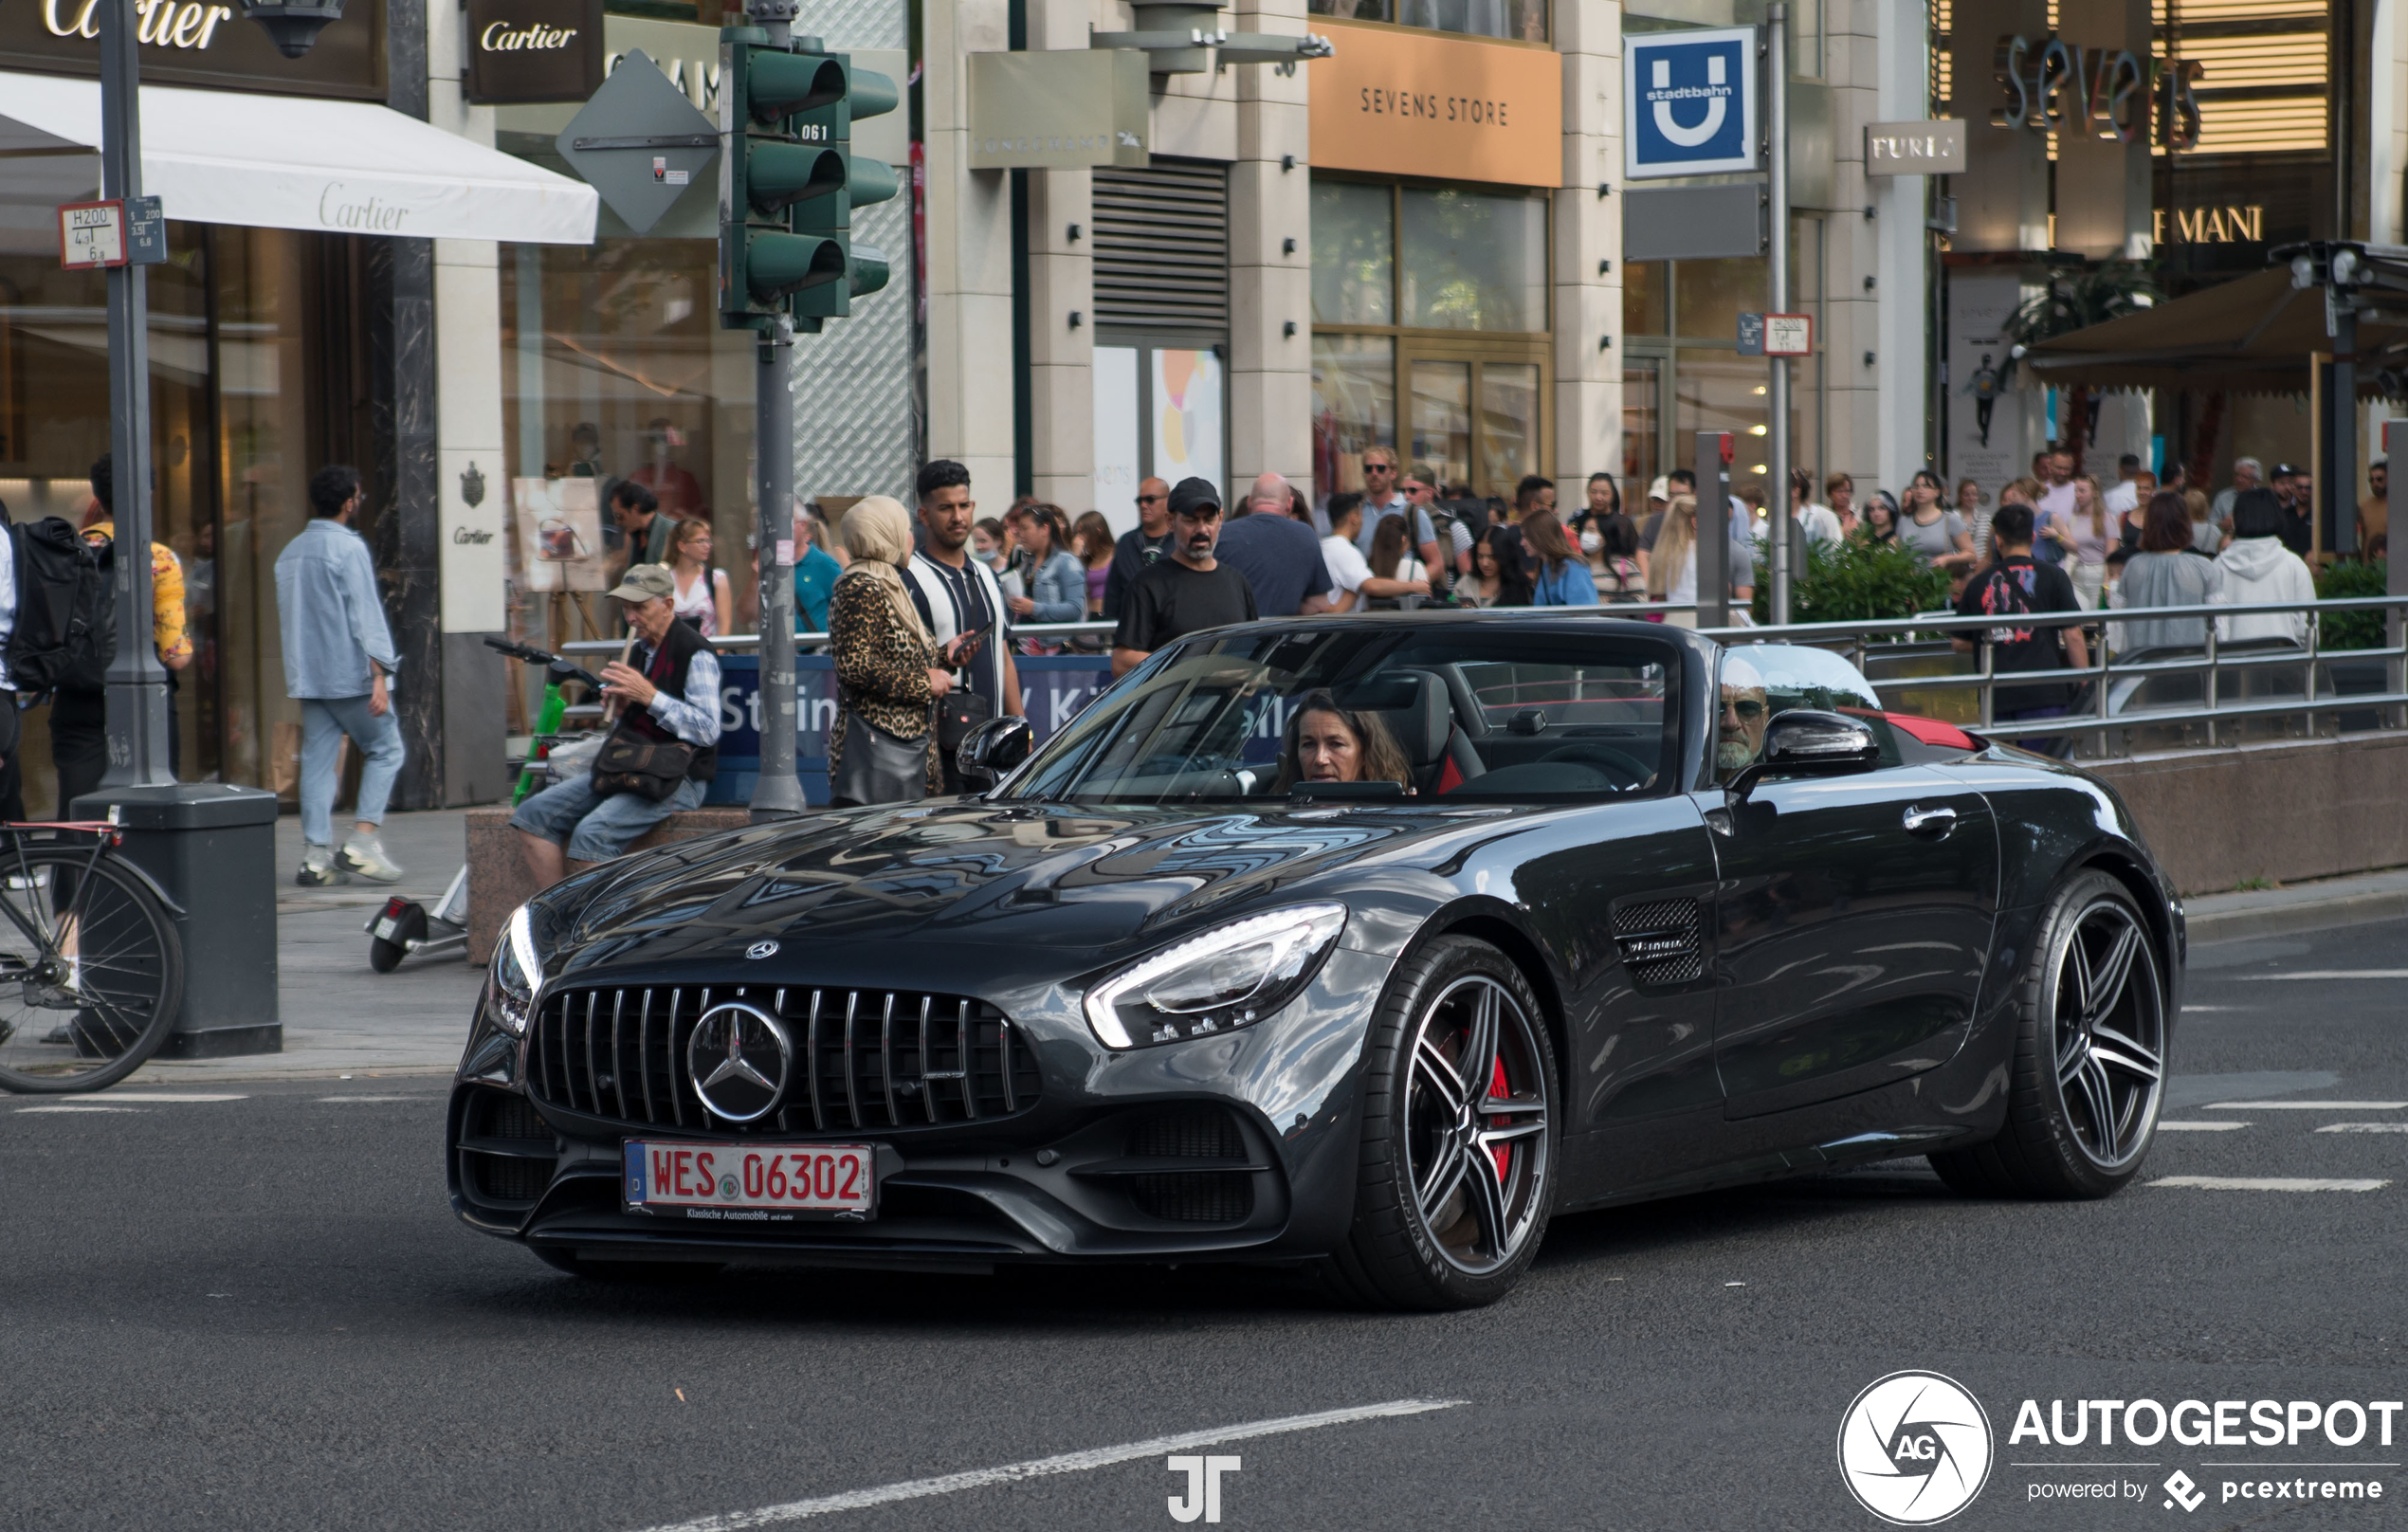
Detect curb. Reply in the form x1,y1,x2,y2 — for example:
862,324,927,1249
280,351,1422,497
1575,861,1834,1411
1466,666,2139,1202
2186,886,2408,946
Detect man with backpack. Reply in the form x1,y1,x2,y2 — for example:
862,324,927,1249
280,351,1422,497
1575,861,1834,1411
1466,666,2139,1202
50,455,189,812
1953,501,2089,758
275,465,406,885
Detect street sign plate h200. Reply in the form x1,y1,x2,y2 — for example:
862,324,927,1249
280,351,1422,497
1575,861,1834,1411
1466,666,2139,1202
1624,27,1759,179
555,50,721,236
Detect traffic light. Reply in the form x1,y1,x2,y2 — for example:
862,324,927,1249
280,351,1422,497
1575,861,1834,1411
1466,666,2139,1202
718,30,900,328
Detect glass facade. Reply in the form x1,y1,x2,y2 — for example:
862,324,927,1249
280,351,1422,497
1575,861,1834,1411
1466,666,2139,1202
0,214,374,811
497,237,757,730
1312,177,1550,500
1306,0,1546,44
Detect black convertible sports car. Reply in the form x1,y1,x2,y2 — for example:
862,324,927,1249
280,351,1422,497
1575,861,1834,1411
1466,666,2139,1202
449,614,2182,1309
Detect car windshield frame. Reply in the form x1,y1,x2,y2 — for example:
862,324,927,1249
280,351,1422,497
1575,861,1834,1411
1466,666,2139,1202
998,618,1689,807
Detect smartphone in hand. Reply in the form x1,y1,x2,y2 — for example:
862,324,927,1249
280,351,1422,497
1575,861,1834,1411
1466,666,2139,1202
948,629,987,667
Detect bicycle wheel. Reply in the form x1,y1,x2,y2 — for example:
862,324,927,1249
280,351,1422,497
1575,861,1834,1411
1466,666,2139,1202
0,849,185,1093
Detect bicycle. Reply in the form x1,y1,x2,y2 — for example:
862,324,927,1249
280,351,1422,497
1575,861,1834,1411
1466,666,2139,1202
0,822,185,1093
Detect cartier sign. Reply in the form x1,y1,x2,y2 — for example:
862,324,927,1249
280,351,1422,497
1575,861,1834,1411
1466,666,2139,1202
465,0,603,104
0,0,384,98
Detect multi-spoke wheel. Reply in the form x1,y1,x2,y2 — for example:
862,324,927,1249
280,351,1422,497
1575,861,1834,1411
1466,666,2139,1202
1323,936,1558,1309
1930,870,2171,1198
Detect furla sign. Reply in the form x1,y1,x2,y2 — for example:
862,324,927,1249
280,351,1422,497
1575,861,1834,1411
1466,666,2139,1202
465,0,602,104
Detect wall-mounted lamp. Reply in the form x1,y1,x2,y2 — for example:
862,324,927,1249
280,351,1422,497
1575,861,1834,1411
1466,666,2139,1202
1069,311,1084,329
1863,350,1877,366
1863,204,1878,221
1282,154,1297,172
1283,237,1296,255
1067,223,1082,243
1598,335,1614,351
1597,259,1611,276
1862,274,1876,292
1596,182,1613,199
1283,320,1297,337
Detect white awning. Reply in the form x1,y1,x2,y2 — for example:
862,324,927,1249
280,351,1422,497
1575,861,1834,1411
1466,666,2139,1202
0,70,597,246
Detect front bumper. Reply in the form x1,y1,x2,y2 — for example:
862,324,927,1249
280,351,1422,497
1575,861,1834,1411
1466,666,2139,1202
447,946,1396,1269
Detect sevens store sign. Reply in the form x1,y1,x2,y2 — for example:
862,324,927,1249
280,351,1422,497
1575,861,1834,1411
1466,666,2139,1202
1624,27,1759,179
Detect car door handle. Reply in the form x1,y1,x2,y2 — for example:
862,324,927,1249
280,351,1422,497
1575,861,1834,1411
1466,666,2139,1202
1902,805,1958,837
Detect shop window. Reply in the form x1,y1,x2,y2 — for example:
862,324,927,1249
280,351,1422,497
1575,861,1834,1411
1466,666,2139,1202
1311,180,1395,326
1313,176,1551,499
1308,0,1546,44
1313,334,1397,495
1673,255,1767,343
1400,188,1545,332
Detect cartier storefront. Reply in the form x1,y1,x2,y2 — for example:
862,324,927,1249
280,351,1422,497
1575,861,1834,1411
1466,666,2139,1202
0,0,590,811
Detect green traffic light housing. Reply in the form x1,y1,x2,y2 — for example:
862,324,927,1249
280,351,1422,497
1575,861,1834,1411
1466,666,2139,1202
719,34,903,326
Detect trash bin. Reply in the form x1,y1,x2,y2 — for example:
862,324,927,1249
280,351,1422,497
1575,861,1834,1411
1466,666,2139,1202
69,782,282,1058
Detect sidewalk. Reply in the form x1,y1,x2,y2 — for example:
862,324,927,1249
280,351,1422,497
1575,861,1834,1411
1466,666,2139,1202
117,809,2406,1085
125,808,483,1085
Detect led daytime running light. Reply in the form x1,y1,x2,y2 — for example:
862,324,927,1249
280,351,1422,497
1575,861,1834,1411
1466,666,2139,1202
1084,903,1346,1049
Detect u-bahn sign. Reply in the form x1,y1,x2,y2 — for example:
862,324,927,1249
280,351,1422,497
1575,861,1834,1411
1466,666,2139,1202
1624,26,1758,179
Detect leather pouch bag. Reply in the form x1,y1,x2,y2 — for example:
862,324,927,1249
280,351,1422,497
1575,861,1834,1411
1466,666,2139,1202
591,722,693,802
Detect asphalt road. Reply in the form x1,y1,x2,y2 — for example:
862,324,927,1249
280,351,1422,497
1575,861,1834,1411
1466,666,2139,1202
4,919,2404,1532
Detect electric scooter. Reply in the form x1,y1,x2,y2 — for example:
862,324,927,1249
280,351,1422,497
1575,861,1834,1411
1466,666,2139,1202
364,636,606,973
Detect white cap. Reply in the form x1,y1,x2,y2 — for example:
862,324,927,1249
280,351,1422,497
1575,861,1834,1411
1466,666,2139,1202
1647,476,1670,502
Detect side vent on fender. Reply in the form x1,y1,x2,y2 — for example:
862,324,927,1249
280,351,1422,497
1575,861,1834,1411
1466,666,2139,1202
1612,899,1705,986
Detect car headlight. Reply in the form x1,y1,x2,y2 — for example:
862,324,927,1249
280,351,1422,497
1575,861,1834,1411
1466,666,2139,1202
1084,903,1347,1049
489,904,541,1035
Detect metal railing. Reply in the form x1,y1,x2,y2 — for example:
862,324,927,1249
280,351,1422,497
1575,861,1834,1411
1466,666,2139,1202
544,595,2408,756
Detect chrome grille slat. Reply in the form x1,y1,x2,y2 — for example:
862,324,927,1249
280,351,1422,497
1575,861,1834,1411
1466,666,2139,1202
529,985,1035,1132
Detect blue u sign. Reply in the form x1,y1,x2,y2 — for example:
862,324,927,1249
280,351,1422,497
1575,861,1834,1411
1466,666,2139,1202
1624,27,1758,178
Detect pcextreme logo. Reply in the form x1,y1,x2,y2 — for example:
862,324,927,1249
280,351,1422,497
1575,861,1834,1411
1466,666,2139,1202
1837,1371,1996,1525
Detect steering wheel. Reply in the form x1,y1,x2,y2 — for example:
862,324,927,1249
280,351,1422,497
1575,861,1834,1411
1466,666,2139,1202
1538,743,1652,790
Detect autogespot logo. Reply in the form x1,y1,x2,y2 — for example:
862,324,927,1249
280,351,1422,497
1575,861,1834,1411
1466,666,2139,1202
1838,1371,1997,1524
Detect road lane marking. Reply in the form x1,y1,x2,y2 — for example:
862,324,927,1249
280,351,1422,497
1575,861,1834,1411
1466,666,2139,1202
16,1104,141,1113
2149,1176,2389,1192
626,1398,1468,1532
316,1095,429,1103
2203,1102,2405,1110
102,1093,247,1103
2317,1122,2408,1134
2230,970,2408,979
2159,1121,2250,1131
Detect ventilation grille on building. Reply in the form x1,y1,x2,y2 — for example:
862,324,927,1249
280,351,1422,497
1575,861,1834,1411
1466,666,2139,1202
1094,160,1230,335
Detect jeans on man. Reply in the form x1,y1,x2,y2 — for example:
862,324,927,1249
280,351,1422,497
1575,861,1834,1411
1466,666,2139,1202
301,694,405,845
1998,703,2070,759
510,772,705,864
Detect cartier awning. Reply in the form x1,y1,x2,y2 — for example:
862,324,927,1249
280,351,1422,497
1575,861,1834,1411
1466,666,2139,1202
2022,264,2408,396
0,67,597,244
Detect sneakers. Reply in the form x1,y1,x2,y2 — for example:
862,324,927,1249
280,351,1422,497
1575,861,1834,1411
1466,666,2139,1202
296,844,339,887
338,832,406,885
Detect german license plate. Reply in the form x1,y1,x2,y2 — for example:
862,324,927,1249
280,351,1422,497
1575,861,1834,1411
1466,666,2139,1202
623,1140,876,1220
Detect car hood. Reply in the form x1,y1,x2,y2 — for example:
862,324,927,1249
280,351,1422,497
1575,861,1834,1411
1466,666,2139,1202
552,798,1480,976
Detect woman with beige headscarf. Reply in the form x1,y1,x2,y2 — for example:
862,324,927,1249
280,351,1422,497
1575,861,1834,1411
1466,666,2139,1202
827,496,948,805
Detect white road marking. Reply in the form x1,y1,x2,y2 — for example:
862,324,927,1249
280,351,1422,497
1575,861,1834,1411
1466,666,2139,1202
2202,1101,2406,1110
2230,970,2408,980
2317,1122,2408,1134
16,1104,141,1114
2158,1121,2250,1132
316,1095,429,1103
626,1398,1468,1532
2150,1176,2390,1193
2182,1005,2239,1012
101,1092,247,1103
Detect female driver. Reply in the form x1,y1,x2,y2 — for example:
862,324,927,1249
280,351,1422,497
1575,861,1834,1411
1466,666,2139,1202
1271,688,1415,793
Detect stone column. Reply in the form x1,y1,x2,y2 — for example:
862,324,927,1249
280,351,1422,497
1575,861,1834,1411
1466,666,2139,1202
1556,0,1621,488
1023,0,1098,509
1231,0,1314,496
428,0,511,805
921,0,1018,499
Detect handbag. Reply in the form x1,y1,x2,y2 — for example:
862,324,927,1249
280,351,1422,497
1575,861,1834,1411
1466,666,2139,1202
590,720,693,802
831,713,930,806
936,688,994,753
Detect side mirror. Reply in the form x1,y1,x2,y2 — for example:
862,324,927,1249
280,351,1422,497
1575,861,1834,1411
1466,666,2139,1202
1726,709,1881,798
956,715,1034,785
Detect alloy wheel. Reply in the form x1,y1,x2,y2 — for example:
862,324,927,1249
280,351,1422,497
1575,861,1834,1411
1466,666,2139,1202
1402,975,1551,1275
2049,900,2165,1169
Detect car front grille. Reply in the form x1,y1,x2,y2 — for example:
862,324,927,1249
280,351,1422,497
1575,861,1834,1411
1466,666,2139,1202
1125,1104,1255,1223
526,984,1040,1134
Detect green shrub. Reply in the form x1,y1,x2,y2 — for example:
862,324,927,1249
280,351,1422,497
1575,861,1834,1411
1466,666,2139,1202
1749,535,1951,626
2313,559,2388,651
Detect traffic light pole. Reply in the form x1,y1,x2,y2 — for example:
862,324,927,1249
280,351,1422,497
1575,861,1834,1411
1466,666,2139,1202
749,314,804,822
742,0,806,822
1765,2,1793,627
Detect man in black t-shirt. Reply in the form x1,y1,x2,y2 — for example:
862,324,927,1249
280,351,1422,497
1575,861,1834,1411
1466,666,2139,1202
1952,501,2089,758
1111,478,1258,676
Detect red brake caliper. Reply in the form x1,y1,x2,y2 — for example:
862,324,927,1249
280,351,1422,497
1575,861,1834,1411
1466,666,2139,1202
1487,1056,1512,1182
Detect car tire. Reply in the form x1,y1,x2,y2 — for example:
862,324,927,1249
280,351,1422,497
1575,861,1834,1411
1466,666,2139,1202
1929,869,2170,1199
530,1247,726,1283
1322,935,1559,1311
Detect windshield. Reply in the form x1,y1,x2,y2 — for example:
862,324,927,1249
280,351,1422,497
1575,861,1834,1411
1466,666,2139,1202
1005,622,1683,804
